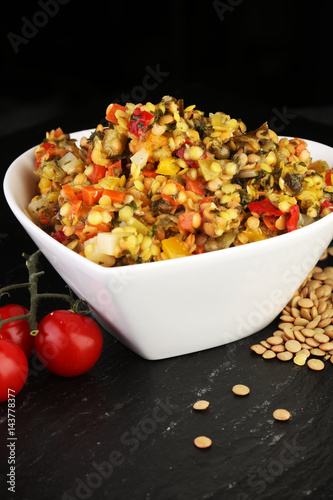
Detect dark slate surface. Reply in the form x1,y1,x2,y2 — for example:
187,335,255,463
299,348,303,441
1,116,333,500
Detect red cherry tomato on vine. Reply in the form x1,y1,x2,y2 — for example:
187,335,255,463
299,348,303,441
0,304,34,359
0,339,28,402
34,310,103,377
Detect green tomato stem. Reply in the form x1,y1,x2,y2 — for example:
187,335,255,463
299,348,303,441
0,250,90,335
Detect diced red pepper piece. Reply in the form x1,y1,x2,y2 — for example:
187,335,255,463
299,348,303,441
107,160,122,177
184,178,206,196
52,230,67,243
194,245,205,254
262,215,278,231
105,104,126,124
128,107,154,138
325,171,333,186
248,199,284,217
82,186,103,206
35,142,58,169
175,145,198,168
88,164,107,184
286,204,299,232
321,199,333,213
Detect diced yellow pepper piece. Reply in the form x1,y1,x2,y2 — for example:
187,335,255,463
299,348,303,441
162,236,191,259
246,228,266,242
156,158,180,176
198,159,220,181
128,217,150,236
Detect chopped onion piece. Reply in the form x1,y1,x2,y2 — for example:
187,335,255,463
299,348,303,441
130,148,149,168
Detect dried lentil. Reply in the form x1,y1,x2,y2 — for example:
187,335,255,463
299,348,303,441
232,384,250,396
285,340,302,353
277,351,293,361
273,409,291,421
250,253,333,370
307,359,325,371
194,436,212,449
262,350,276,360
193,400,210,410
251,344,267,355
293,353,308,366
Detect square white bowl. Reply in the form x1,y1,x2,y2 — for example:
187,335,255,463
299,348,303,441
4,131,333,359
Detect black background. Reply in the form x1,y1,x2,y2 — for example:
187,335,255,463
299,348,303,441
1,0,333,137
1,2,333,500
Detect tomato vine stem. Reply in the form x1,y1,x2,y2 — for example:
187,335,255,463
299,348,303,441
0,250,90,334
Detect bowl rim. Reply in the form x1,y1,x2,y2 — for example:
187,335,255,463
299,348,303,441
4,131,333,276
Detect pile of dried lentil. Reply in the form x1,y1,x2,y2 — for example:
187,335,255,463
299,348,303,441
251,247,333,370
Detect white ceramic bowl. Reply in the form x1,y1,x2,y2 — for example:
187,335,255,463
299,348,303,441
4,131,333,359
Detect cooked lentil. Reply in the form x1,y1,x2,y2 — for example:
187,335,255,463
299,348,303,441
28,96,333,267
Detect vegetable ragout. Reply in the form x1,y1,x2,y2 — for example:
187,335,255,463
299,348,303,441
28,96,333,267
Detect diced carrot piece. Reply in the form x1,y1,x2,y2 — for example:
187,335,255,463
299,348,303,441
62,184,78,201
142,170,157,178
102,189,126,203
105,104,127,123
178,211,198,231
82,186,103,206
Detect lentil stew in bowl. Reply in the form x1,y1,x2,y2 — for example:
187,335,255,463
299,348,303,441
28,96,333,267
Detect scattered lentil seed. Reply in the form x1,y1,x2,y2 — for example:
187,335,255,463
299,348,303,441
294,317,309,326
251,255,333,370
266,336,283,346
299,348,311,358
280,315,294,323
271,344,285,353
313,333,330,343
298,298,314,308
302,328,315,338
318,342,333,351
232,384,250,396
277,351,293,361
294,331,305,343
273,409,291,421
285,340,302,353
262,350,276,360
193,400,210,411
251,344,267,355
293,353,307,366
306,338,320,348
194,436,212,449
310,348,325,357
307,359,325,371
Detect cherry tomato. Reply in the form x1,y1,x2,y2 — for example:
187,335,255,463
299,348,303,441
35,310,103,377
0,304,34,359
0,339,29,402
